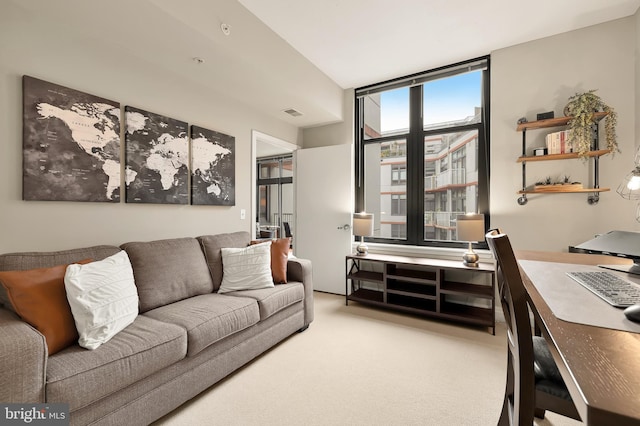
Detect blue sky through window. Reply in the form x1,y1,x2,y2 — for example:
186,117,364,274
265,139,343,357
380,71,482,133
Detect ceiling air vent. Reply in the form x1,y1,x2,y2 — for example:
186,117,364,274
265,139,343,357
282,108,303,117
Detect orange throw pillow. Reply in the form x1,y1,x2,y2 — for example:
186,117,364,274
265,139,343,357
250,238,291,284
0,260,91,355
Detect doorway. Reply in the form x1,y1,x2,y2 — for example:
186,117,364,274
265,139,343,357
251,131,298,244
256,155,293,241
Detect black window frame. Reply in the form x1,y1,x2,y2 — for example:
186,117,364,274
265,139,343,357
354,56,490,249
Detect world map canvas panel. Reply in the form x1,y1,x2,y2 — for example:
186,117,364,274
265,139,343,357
22,76,121,202
124,106,189,204
190,125,235,206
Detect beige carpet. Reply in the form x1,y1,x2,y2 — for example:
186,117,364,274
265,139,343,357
153,292,581,426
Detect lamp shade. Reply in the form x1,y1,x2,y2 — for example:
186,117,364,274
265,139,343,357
353,212,374,237
456,213,485,242
617,167,640,200
618,146,640,200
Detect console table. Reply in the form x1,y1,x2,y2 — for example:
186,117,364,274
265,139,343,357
345,253,496,334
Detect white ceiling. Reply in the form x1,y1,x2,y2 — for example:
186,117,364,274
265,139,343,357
239,0,640,89
8,0,640,129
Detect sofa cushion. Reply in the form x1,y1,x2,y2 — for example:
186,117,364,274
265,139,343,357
197,232,251,292
46,315,186,412
121,238,214,313
0,261,90,355
219,242,274,294
224,282,304,321
64,251,139,350
250,238,292,284
144,293,260,356
0,245,121,311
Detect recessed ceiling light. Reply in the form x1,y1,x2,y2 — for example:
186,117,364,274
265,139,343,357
220,23,231,36
193,57,205,64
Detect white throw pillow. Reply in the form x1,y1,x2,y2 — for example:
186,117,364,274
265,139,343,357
64,250,139,350
219,242,274,294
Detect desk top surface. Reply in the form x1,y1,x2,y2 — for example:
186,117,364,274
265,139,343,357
516,251,640,425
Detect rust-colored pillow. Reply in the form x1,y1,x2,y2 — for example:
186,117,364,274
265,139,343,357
250,238,291,284
0,260,91,355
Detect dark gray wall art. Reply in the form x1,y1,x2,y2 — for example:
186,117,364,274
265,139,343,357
124,106,189,204
22,76,121,202
190,125,236,206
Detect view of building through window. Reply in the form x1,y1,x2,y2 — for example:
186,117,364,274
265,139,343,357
356,59,488,246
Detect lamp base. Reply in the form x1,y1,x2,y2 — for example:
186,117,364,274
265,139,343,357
356,236,368,255
462,242,479,267
356,242,369,256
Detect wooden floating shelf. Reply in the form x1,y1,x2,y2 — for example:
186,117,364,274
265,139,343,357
518,188,610,195
516,112,608,131
517,149,610,163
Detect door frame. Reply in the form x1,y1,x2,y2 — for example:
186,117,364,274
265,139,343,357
251,130,298,240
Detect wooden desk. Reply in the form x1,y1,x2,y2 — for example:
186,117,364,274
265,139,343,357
515,251,640,425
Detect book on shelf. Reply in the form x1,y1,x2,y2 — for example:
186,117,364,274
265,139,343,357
545,130,572,154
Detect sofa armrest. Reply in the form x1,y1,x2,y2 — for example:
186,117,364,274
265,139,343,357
0,308,47,402
287,258,314,326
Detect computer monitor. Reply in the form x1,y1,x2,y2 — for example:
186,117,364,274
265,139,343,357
572,230,640,275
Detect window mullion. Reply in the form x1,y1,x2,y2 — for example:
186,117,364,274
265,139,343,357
406,85,423,245
354,97,365,212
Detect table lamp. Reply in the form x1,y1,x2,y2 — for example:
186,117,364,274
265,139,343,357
353,212,374,255
456,213,485,267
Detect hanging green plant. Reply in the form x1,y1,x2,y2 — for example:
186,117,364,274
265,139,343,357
563,90,618,158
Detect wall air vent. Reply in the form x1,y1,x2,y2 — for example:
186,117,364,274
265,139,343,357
282,108,303,117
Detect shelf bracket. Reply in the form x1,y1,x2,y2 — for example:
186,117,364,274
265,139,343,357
588,193,600,205
519,129,527,205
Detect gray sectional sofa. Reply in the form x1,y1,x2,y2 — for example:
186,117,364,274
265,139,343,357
0,231,313,425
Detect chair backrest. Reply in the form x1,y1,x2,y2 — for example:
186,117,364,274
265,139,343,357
283,222,292,238
485,229,535,425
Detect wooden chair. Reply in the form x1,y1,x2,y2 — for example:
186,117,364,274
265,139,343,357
485,229,581,425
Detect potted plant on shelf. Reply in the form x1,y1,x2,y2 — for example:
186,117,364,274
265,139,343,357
533,175,582,192
563,90,618,158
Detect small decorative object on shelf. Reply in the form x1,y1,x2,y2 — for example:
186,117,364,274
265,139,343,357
533,147,547,156
537,111,554,120
533,175,582,192
564,90,618,158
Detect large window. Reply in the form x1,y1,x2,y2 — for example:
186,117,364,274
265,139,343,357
355,57,490,247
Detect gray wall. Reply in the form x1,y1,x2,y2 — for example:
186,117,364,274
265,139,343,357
303,89,355,148
491,16,639,251
0,5,300,252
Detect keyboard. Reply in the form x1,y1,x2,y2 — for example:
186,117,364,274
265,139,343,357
566,271,640,307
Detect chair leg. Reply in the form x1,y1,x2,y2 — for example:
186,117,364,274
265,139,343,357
498,396,511,426
534,407,546,419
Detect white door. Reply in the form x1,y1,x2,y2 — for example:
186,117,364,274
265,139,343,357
295,144,353,294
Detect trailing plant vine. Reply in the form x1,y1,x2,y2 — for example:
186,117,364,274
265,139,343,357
564,90,618,158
